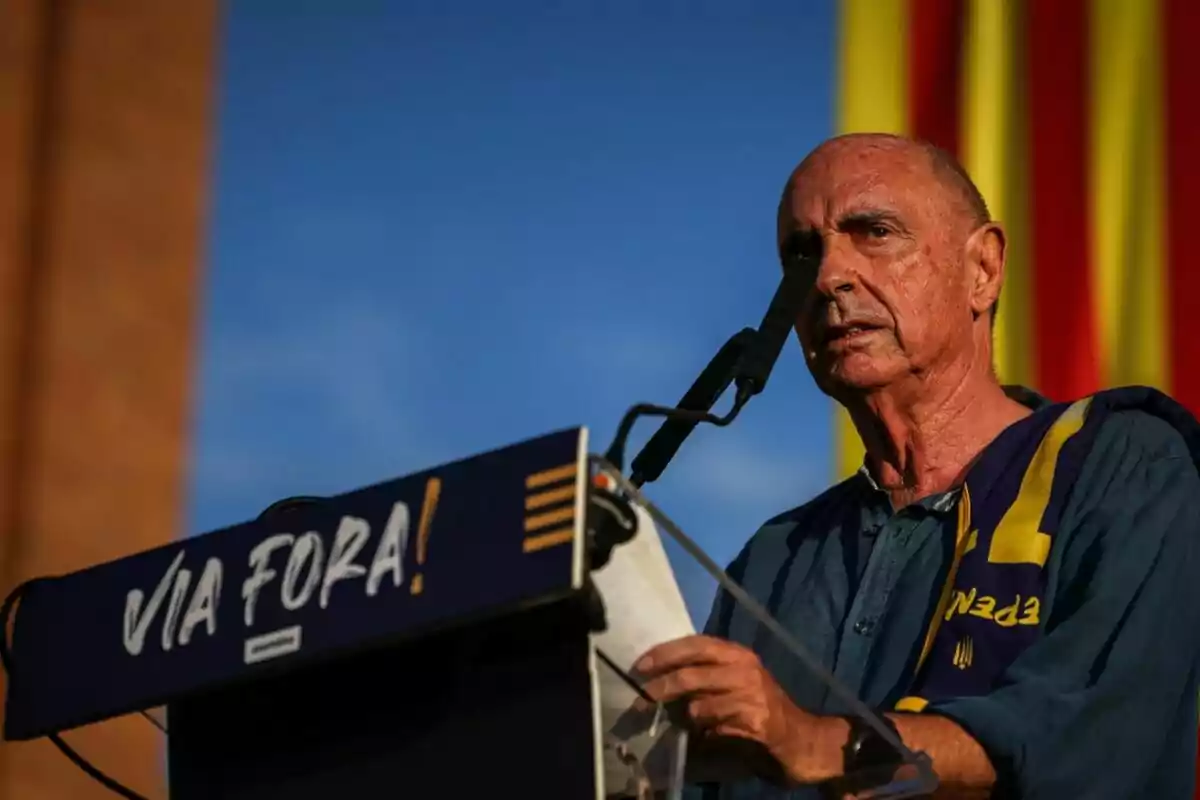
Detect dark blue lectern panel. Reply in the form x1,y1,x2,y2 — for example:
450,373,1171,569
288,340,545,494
5,427,588,740
168,597,599,800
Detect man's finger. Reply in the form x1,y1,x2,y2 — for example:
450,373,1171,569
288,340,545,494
638,664,744,707
686,693,752,732
634,634,757,677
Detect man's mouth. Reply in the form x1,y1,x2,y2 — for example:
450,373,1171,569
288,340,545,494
822,323,884,345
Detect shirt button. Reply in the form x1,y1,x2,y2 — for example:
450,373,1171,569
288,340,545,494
853,618,876,635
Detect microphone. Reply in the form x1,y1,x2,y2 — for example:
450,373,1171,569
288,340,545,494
731,266,805,402
605,265,807,484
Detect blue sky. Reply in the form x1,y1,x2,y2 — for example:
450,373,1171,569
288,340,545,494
190,1,839,622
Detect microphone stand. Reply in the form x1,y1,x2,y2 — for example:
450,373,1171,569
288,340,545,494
626,327,756,486
605,269,804,487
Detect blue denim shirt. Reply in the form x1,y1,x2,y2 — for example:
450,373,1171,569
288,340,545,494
694,404,1200,799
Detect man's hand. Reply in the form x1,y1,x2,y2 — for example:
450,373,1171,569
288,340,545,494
633,634,844,786
633,635,997,796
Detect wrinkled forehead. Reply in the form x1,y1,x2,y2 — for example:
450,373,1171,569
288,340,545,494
776,143,934,245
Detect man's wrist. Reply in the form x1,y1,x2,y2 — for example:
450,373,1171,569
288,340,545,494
780,712,852,785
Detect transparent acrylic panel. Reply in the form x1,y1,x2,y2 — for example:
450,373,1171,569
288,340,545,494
588,456,938,800
589,465,691,799
595,650,689,800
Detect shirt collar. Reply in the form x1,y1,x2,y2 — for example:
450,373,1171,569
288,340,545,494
857,464,961,513
850,381,1049,514
1002,384,1052,410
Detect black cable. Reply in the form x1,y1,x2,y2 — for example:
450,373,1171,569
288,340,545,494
603,383,753,482
139,709,166,735
595,647,655,705
0,580,151,800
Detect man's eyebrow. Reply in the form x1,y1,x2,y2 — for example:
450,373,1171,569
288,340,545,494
836,208,906,229
776,207,911,253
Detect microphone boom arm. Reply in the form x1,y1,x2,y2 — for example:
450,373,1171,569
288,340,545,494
617,267,805,487
627,327,756,486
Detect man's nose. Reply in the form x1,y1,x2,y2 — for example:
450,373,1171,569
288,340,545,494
812,239,860,297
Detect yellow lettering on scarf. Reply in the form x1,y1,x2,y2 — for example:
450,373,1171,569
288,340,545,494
1020,596,1040,626
945,587,977,620
945,587,1041,629
969,595,996,620
993,596,1021,628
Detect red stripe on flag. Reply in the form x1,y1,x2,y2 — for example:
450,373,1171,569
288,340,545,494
1164,0,1200,779
1027,0,1097,400
908,0,965,154
1165,0,1200,416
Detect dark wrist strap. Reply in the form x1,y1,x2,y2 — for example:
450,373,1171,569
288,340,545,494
842,712,904,775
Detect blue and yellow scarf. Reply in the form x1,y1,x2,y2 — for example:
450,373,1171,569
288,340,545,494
896,385,1200,712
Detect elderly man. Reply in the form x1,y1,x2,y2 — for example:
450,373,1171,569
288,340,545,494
635,134,1200,798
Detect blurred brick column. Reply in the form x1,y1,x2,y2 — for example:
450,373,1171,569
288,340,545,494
0,0,217,797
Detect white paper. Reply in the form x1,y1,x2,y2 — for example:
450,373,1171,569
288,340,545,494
591,499,696,798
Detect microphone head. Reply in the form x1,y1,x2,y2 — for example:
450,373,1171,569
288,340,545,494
735,268,806,397
256,495,324,522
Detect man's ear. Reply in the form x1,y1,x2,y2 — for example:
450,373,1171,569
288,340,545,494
965,222,1006,318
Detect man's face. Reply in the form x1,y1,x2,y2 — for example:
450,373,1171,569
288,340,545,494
778,140,976,395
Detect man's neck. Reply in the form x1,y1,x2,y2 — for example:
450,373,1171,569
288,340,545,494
844,357,1031,509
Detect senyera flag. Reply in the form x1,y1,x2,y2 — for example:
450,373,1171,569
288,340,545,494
834,0,1200,794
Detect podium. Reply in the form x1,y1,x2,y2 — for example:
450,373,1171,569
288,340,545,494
1,427,935,798
3,428,604,798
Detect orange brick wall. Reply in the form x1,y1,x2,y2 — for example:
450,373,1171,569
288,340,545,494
0,0,217,796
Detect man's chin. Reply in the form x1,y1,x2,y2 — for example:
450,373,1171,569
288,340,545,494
812,356,901,396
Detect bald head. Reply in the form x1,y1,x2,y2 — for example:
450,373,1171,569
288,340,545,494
776,133,1006,397
781,133,990,241
915,138,991,227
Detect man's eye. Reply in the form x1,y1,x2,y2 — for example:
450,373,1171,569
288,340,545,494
782,231,823,262
844,218,896,242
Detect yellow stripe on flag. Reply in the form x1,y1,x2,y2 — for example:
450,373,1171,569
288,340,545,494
961,0,1032,388
1089,0,1167,389
834,0,909,478
837,0,909,135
